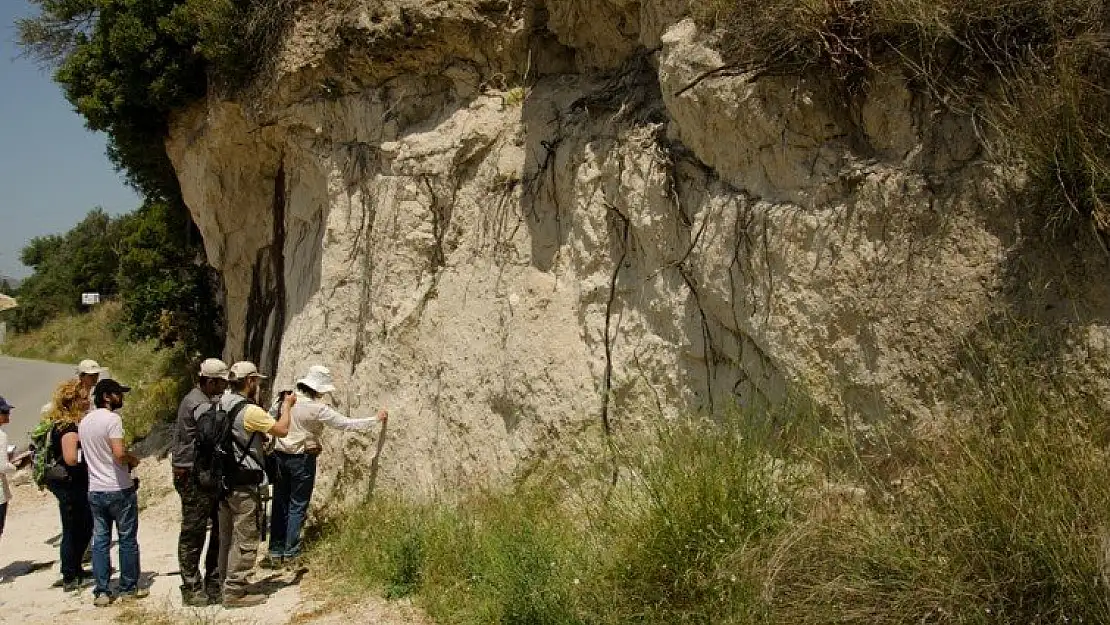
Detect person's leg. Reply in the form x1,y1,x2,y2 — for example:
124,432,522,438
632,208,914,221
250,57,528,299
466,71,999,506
88,492,114,599
203,491,222,599
0,500,7,541
268,453,292,559
114,489,141,594
76,495,94,579
217,496,231,592
285,454,316,559
221,490,262,604
49,485,82,583
175,474,210,599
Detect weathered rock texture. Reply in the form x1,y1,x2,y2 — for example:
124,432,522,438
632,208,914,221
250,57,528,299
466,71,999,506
167,0,1110,501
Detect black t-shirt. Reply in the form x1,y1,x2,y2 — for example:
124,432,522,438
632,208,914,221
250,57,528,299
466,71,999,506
49,422,89,487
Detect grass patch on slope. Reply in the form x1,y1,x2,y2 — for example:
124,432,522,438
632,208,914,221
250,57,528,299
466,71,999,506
312,380,1110,624
1,301,190,441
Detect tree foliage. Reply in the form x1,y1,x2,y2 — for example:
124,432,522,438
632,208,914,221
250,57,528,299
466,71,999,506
14,0,294,351
10,202,222,354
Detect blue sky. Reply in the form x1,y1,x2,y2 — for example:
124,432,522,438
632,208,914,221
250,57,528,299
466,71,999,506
0,1,140,279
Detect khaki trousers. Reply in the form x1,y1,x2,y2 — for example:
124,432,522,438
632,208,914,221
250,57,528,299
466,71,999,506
217,489,260,597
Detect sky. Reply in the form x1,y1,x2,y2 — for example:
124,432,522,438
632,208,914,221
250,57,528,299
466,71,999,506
0,1,141,279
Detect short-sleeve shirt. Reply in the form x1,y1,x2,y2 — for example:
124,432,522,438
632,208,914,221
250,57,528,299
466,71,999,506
78,408,133,492
242,404,276,434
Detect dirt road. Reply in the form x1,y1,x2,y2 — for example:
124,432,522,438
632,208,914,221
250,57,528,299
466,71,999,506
0,444,428,624
0,355,76,447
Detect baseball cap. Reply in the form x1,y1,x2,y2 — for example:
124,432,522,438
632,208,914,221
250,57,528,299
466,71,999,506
230,361,267,380
199,358,231,380
0,396,13,413
93,379,131,397
77,359,105,375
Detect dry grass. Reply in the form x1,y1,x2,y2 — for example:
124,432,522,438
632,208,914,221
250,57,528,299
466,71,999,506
691,0,1110,234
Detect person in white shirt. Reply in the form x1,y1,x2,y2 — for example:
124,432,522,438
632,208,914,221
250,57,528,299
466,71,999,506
0,396,31,548
264,365,387,569
79,379,146,607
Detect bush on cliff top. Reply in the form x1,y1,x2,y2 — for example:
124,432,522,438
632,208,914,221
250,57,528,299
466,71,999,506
692,0,1110,234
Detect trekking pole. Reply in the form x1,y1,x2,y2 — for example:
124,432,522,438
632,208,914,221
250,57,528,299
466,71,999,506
366,417,388,498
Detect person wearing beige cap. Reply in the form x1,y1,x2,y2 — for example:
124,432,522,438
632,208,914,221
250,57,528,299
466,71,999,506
265,365,387,570
216,361,294,608
171,358,230,607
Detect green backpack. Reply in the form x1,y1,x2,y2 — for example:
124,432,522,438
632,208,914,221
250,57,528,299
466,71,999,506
29,418,58,490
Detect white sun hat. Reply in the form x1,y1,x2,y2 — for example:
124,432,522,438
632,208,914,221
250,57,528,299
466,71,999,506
297,365,337,394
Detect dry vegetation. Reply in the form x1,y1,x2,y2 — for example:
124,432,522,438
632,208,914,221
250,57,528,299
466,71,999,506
692,0,1110,234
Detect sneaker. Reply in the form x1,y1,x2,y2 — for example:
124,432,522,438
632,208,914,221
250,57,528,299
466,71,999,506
93,594,113,608
222,593,267,609
118,587,150,602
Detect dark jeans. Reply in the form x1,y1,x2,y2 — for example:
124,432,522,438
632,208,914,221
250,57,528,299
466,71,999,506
89,489,140,596
48,483,93,582
0,501,7,539
268,452,316,558
173,472,221,595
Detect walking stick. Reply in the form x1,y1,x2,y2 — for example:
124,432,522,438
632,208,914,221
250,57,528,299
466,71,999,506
366,416,388,499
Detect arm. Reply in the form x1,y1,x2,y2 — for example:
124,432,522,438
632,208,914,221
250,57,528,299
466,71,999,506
317,404,385,431
267,392,297,438
61,431,81,466
108,416,139,468
0,431,17,476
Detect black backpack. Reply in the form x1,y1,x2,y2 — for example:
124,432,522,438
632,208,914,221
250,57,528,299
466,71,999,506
193,400,263,492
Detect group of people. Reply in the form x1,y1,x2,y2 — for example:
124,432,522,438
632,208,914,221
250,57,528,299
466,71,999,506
2,360,144,604
0,356,387,611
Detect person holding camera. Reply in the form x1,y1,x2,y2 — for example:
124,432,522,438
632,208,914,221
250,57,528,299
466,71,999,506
265,365,387,570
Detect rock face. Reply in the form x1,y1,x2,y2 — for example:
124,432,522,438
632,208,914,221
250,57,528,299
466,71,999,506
167,1,1110,502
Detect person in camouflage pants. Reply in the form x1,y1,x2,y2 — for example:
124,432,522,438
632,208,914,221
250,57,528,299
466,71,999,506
172,359,230,606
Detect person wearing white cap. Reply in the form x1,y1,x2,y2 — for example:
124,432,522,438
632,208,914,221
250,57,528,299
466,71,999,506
171,358,230,607
41,359,107,416
216,361,294,608
76,360,106,391
264,365,387,570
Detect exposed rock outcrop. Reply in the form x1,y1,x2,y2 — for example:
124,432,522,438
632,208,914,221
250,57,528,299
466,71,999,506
166,1,1110,503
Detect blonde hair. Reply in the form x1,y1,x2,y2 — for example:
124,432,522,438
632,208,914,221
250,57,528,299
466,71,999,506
49,379,89,426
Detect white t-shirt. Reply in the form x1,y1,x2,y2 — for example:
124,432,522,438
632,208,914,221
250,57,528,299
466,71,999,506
78,408,133,492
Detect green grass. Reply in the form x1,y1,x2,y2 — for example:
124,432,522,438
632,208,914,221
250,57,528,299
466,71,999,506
1,301,190,441
312,372,1110,624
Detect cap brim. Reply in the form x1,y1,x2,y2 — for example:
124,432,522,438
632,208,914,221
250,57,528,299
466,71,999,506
120,385,132,392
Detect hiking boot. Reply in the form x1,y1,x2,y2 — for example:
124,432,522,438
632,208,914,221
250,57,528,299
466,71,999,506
222,593,267,609
283,555,307,572
93,594,113,608
182,589,210,607
62,577,93,592
259,554,283,570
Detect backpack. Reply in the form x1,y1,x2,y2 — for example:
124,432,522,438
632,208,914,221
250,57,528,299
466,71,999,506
193,400,262,492
30,419,65,490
